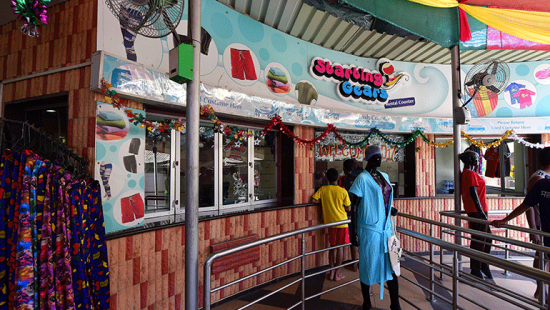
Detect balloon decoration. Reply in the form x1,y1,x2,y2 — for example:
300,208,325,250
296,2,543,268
11,0,51,37
101,78,544,150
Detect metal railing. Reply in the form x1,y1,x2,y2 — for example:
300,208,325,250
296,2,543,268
203,213,550,310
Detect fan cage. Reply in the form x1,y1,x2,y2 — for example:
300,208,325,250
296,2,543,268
105,0,184,38
463,59,510,101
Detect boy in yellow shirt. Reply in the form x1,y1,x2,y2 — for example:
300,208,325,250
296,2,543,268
312,168,351,281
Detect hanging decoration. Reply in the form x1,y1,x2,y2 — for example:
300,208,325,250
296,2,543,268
101,78,185,133
509,132,550,149
101,78,260,143
462,130,514,149
11,0,51,37
100,81,540,150
407,0,550,45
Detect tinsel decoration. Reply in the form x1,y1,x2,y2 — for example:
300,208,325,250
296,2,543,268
11,0,51,37
462,130,514,149
509,132,550,149
99,84,532,150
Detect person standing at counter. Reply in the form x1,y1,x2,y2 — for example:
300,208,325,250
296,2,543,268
312,168,351,281
349,146,401,310
459,150,493,280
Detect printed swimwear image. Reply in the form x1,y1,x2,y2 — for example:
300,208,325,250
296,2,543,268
265,67,290,94
128,138,141,155
504,82,526,106
99,162,113,199
96,110,128,141
120,193,145,224
295,81,318,105
119,4,143,61
123,155,137,173
176,27,212,55
513,88,536,109
230,48,257,81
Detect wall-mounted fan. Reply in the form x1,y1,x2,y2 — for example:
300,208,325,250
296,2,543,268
105,0,184,39
463,58,510,104
455,59,511,124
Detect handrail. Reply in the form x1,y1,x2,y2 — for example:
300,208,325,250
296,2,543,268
203,214,550,310
440,210,550,239
400,212,550,255
203,219,349,310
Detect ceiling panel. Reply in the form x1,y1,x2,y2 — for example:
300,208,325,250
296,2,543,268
216,0,550,65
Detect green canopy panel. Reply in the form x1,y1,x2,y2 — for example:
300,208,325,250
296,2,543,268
341,0,460,49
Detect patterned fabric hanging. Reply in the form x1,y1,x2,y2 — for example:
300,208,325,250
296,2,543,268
0,150,110,309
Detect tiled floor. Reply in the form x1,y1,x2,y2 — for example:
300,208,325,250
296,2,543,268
211,255,544,310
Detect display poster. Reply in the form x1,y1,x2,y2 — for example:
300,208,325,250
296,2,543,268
95,102,146,233
93,52,550,134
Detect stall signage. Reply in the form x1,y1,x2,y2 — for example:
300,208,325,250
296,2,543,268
309,57,409,104
317,144,399,162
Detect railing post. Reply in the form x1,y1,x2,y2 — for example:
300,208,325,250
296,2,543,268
538,249,546,308
439,213,445,281
452,250,459,310
429,223,435,302
203,258,212,310
301,232,306,310
503,228,509,276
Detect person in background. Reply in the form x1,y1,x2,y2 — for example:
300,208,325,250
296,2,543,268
459,150,493,280
491,175,550,304
349,146,401,310
312,168,351,281
524,147,550,298
338,159,359,271
351,160,365,176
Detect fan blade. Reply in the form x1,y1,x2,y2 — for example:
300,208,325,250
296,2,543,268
491,61,499,75
486,85,500,94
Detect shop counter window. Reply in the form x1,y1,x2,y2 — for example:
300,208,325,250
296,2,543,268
144,119,278,219
313,131,410,197
435,137,528,197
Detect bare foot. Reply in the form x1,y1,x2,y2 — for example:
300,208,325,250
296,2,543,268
327,271,335,280
333,272,345,281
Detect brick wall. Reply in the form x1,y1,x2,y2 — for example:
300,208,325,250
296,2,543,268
416,133,436,197
294,126,315,204
107,205,334,309
0,0,104,166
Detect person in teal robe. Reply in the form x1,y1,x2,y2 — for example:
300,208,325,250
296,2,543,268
349,145,401,310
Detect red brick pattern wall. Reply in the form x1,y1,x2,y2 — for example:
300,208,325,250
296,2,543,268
294,126,315,204
107,205,334,309
0,0,123,168
395,198,528,253
543,134,550,144
415,134,436,197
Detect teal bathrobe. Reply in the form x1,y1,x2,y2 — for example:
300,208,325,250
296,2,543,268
349,170,394,299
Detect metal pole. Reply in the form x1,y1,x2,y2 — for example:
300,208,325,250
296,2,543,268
503,228,509,276
301,233,306,310
429,223,435,302
186,0,202,308
153,140,158,209
452,250,459,310
439,213,445,281
451,45,463,270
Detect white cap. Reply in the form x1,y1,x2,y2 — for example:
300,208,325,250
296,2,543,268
364,145,382,161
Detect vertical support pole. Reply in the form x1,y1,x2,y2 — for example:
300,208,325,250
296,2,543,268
452,250,459,310
301,233,306,310
503,228,509,276
451,45,463,271
429,223,435,302
439,213,445,280
186,0,202,309
539,250,546,307
203,259,212,310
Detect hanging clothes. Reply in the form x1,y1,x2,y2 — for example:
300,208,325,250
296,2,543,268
0,150,110,310
484,146,500,178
